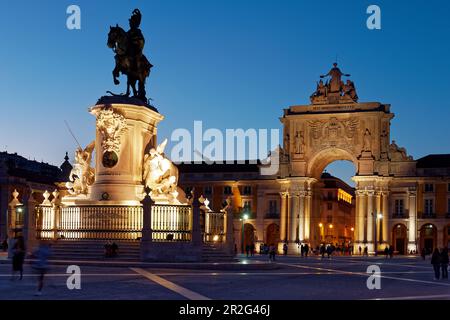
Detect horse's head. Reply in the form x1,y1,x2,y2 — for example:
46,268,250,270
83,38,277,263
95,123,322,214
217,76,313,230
107,25,123,49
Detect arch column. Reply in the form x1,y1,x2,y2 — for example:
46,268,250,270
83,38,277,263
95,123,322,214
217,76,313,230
382,191,390,246
298,191,306,242
407,189,417,252
366,190,375,252
375,191,382,250
354,190,362,245
304,190,312,241
289,193,299,243
279,192,289,242
355,190,366,249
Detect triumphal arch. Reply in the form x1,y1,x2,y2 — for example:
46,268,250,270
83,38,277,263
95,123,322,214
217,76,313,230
277,63,416,253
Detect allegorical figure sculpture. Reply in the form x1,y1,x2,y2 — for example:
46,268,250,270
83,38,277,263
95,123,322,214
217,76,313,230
320,62,350,93
342,79,358,101
143,139,187,204
310,63,358,104
66,142,96,195
389,140,413,161
107,9,153,103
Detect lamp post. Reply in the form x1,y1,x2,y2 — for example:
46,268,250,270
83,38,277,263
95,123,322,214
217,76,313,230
374,213,383,253
241,212,249,254
319,223,323,242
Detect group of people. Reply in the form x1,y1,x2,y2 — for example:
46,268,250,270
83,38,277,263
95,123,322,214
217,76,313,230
104,242,119,258
6,235,52,296
252,243,277,261
430,247,449,280
383,246,395,258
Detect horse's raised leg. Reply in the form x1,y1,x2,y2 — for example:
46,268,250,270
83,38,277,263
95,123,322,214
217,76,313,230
113,66,120,85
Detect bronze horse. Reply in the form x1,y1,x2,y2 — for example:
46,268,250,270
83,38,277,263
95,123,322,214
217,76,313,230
107,25,153,102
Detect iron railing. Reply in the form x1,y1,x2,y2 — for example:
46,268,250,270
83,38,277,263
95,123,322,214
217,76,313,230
204,211,225,242
36,204,193,242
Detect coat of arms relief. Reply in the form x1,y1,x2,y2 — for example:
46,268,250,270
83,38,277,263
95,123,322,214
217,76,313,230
307,117,360,152
96,108,128,168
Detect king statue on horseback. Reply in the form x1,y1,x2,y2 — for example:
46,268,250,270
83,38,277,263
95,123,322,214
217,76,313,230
107,9,153,103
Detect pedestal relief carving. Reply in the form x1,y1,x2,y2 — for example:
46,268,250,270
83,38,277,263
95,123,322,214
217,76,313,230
96,108,128,168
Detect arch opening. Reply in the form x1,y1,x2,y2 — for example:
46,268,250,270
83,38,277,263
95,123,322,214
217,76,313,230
310,156,357,248
307,147,358,180
419,224,437,254
392,224,407,255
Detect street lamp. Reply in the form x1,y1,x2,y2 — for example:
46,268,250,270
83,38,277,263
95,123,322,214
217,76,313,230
241,211,249,254
374,213,383,254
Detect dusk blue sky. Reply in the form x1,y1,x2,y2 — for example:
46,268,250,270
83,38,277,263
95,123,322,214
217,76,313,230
1,0,449,185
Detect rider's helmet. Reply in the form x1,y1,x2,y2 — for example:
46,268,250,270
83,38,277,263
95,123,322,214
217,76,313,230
129,9,142,29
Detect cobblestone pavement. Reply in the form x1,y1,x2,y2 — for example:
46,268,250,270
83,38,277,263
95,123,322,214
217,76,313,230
0,255,449,300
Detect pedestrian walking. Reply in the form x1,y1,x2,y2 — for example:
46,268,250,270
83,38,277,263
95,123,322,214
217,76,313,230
421,247,426,260
358,246,362,256
388,246,394,259
384,246,389,259
304,244,309,258
245,244,250,257
283,243,288,256
363,246,368,257
1,237,8,252
431,248,441,280
32,241,52,296
300,244,304,257
11,236,26,280
269,245,276,262
440,247,449,280
250,243,255,257
326,245,332,259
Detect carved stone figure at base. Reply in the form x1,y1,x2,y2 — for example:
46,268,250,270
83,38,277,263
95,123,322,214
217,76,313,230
66,141,96,195
143,139,186,204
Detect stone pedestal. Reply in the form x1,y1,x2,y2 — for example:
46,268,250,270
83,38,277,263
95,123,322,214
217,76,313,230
64,102,164,206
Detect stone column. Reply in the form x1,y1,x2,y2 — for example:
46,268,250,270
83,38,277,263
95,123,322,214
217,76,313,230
407,189,417,252
255,192,265,249
224,203,235,255
304,190,312,241
382,191,390,247
288,193,299,252
23,193,37,252
141,192,153,242
51,190,61,240
298,191,306,242
375,191,382,249
355,190,366,246
279,192,288,242
366,190,375,252
354,191,361,245
191,197,202,246
289,193,298,242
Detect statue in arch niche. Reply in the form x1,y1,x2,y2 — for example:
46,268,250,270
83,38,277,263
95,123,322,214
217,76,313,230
294,131,305,154
362,128,372,152
66,141,96,195
143,139,187,204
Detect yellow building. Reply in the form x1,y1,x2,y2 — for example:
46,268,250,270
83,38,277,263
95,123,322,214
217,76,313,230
178,163,356,253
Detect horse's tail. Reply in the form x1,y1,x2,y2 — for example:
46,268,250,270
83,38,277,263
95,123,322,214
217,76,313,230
106,91,127,97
